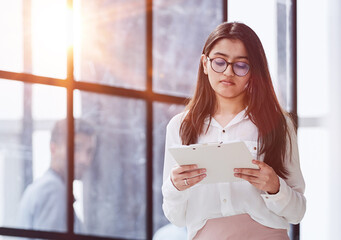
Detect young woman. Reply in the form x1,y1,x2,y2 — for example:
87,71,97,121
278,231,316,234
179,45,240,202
162,22,306,240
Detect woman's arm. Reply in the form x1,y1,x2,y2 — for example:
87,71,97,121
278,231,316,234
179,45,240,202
260,119,306,224
234,118,306,224
161,116,189,227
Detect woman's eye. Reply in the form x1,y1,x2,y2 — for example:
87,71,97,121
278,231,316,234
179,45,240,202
214,59,226,66
235,62,249,69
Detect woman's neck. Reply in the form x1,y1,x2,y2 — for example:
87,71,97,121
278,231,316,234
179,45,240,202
214,93,246,116
213,94,246,127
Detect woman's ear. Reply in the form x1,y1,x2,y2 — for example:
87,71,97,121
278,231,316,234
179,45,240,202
201,54,208,75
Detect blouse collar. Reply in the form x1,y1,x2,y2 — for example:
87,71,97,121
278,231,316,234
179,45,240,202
204,108,249,129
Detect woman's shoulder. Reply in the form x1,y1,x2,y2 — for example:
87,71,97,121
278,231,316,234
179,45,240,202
167,111,188,130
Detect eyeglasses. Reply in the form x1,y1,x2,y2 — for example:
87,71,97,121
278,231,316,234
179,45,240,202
206,56,250,77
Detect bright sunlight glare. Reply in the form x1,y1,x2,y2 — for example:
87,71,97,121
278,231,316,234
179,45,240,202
31,0,68,79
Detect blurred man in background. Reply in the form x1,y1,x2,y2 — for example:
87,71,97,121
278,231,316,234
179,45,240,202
17,119,96,233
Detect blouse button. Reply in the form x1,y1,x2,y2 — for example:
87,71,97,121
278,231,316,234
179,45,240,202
222,129,226,133
223,199,227,203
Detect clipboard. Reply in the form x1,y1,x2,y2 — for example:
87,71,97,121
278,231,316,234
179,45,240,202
168,141,258,184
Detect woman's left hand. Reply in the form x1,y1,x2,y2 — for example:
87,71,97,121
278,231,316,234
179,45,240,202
234,160,280,194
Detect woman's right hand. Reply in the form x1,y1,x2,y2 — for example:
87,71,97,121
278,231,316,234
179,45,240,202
170,164,206,191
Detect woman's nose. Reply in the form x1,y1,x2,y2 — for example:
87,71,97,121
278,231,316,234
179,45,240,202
223,64,235,77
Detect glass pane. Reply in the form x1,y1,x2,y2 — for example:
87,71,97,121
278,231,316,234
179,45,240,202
0,0,67,78
32,84,67,120
153,0,223,97
298,127,329,240
74,0,146,90
74,90,146,239
297,0,329,117
0,0,23,72
152,102,185,237
229,0,293,110
32,0,68,78
0,79,23,119
0,79,67,233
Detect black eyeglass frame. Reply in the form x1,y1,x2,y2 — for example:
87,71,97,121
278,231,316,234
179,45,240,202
206,56,250,77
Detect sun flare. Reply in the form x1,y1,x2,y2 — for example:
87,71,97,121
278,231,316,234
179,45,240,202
31,0,81,79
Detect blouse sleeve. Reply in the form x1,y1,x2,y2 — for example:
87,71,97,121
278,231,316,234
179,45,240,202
161,113,190,227
260,117,306,224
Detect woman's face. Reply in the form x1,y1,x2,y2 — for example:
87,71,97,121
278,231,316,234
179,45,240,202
202,38,251,102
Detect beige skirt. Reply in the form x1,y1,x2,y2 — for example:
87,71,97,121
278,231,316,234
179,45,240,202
193,214,289,240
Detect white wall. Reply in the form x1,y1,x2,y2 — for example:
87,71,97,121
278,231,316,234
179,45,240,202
327,0,341,239
297,1,329,239
299,0,341,239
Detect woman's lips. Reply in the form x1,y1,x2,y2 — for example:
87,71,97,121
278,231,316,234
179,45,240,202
220,80,235,86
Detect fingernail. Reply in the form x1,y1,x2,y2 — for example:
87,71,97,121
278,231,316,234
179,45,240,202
234,168,239,172
252,160,257,164
202,174,206,178
202,169,206,173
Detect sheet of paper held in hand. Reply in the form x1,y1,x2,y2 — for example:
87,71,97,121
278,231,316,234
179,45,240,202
168,141,259,184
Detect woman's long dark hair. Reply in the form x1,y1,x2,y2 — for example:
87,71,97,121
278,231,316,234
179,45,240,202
180,22,292,179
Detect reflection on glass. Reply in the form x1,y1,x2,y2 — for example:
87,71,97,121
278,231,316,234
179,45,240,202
0,80,68,233
16,119,96,234
16,119,68,232
153,0,223,97
74,0,146,89
152,103,185,238
73,119,97,233
74,90,146,239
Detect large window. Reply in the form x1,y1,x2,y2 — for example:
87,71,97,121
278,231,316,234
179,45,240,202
0,0,299,240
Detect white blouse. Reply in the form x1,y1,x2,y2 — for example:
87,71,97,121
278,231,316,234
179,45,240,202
162,110,306,240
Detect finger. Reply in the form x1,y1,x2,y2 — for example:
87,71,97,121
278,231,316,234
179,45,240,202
182,168,206,178
234,168,259,177
173,164,198,174
252,159,267,168
252,160,275,176
186,174,206,186
234,173,258,182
